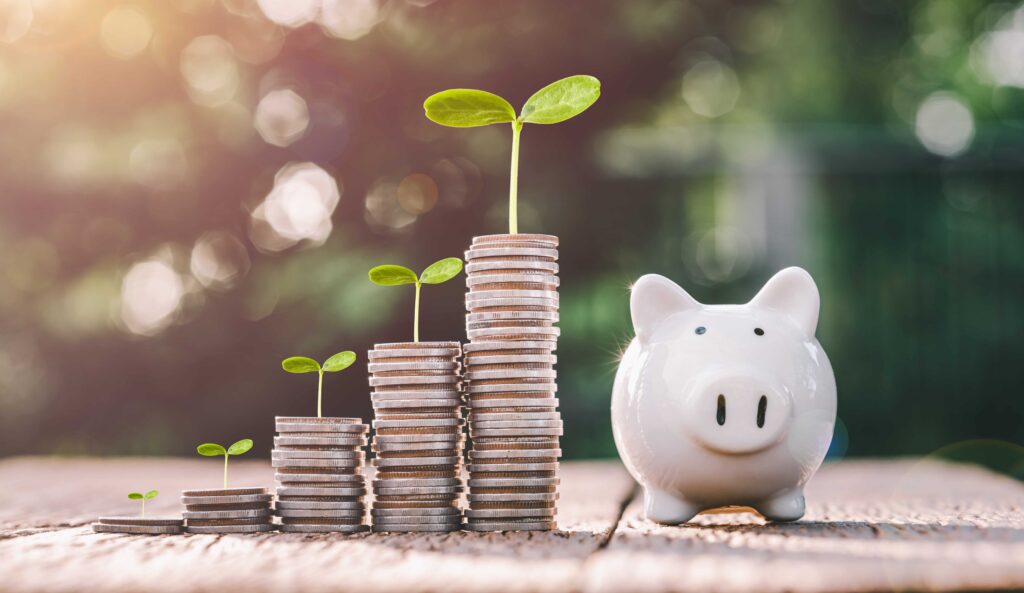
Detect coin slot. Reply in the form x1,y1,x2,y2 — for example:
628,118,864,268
716,394,726,426
757,395,767,428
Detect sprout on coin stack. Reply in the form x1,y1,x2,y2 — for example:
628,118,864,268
366,258,467,533
182,439,275,534
425,76,601,531
273,351,371,534
92,489,184,535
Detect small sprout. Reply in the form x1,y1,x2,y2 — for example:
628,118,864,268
369,257,463,343
128,490,159,518
281,351,357,418
197,439,253,489
424,75,600,234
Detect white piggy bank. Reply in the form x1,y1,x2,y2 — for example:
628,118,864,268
611,267,836,524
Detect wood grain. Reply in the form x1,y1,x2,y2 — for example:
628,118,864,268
1,457,1022,593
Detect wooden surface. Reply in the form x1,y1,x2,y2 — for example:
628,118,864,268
1,457,1023,593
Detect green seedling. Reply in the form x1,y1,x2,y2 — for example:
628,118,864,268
196,439,253,489
128,490,158,518
281,351,357,418
368,257,463,343
424,74,601,234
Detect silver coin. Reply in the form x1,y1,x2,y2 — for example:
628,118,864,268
275,525,369,535
181,487,266,497
371,506,460,516
468,412,561,421
371,398,463,409
373,440,463,452
180,493,274,505
275,500,365,510
467,382,557,394
462,355,558,368
275,472,364,483
471,232,558,244
92,523,184,535
466,260,559,274
368,361,460,372
272,450,364,460
272,458,363,469
464,341,557,353
467,273,559,286
466,369,557,381
369,375,460,387
464,246,558,259
373,340,461,349
464,298,559,311
467,477,560,487
372,456,461,467
97,516,183,526
276,509,365,518
467,398,559,409
468,462,559,473
465,507,556,519
373,433,463,444
471,427,564,437
463,521,554,532
467,317,559,329
372,515,462,525
274,436,367,447
186,524,275,534
276,422,369,434
367,351,460,362
469,449,562,459
470,419,562,429
373,486,463,496
183,509,272,520
466,289,559,301
370,389,461,400
467,327,560,340
373,418,464,429
275,416,363,425
468,493,559,502
276,487,366,497
372,477,462,488
371,523,461,533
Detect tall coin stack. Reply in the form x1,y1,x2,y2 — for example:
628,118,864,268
463,233,562,532
273,417,370,533
181,488,275,534
368,342,465,532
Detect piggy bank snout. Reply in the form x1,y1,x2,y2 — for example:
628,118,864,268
683,374,793,455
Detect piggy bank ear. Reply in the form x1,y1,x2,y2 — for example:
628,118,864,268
748,267,820,337
630,274,701,344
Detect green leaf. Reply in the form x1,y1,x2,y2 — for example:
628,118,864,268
424,89,516,128
196,443,226,456
228,439,253,456
368,265,418,286
144,490,159,499
128,492,143,500
322,351,356,373
419,257,463,285
519,75,601,125
282,356,320,373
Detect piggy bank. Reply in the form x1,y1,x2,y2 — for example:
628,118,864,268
611,267,836,524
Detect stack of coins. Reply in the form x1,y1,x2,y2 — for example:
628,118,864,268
368,341,465,532
463,234,562,531
181,488,274,534
273,416,370,533
92,516,184,535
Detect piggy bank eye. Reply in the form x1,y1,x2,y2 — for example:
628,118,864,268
695,326,706,335
754,327,765,336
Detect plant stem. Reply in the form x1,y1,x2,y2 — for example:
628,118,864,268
223,454,228,489
509,121,523,235
317,370,323,418
413,282,421,343
140,500,145,518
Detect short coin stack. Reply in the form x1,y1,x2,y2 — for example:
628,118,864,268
181,488,274,533
273,416,370,533
92,516,184,535
368,341,465,532
463,233,563,531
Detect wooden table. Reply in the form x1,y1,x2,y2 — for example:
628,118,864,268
1,457,1022,593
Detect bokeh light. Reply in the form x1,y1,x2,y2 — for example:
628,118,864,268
119,255,185,336
180,35,240,107
0,0,33,44
681,58,740,118
396,173,438,215
100,6,152,59
256,0,317,28
190,231,251,291
318,0,380,41
249,162,341,251
254,88,310,147
971,7,1024,88
129,139,188,189
364,179,417,232
914,91,974,157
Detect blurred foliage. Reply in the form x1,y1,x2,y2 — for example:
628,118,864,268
0,0,1023,461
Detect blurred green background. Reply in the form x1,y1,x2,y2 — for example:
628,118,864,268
1,0,1022,468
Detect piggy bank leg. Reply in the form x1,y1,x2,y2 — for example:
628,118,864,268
755,489,806,522
643,487,699,525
